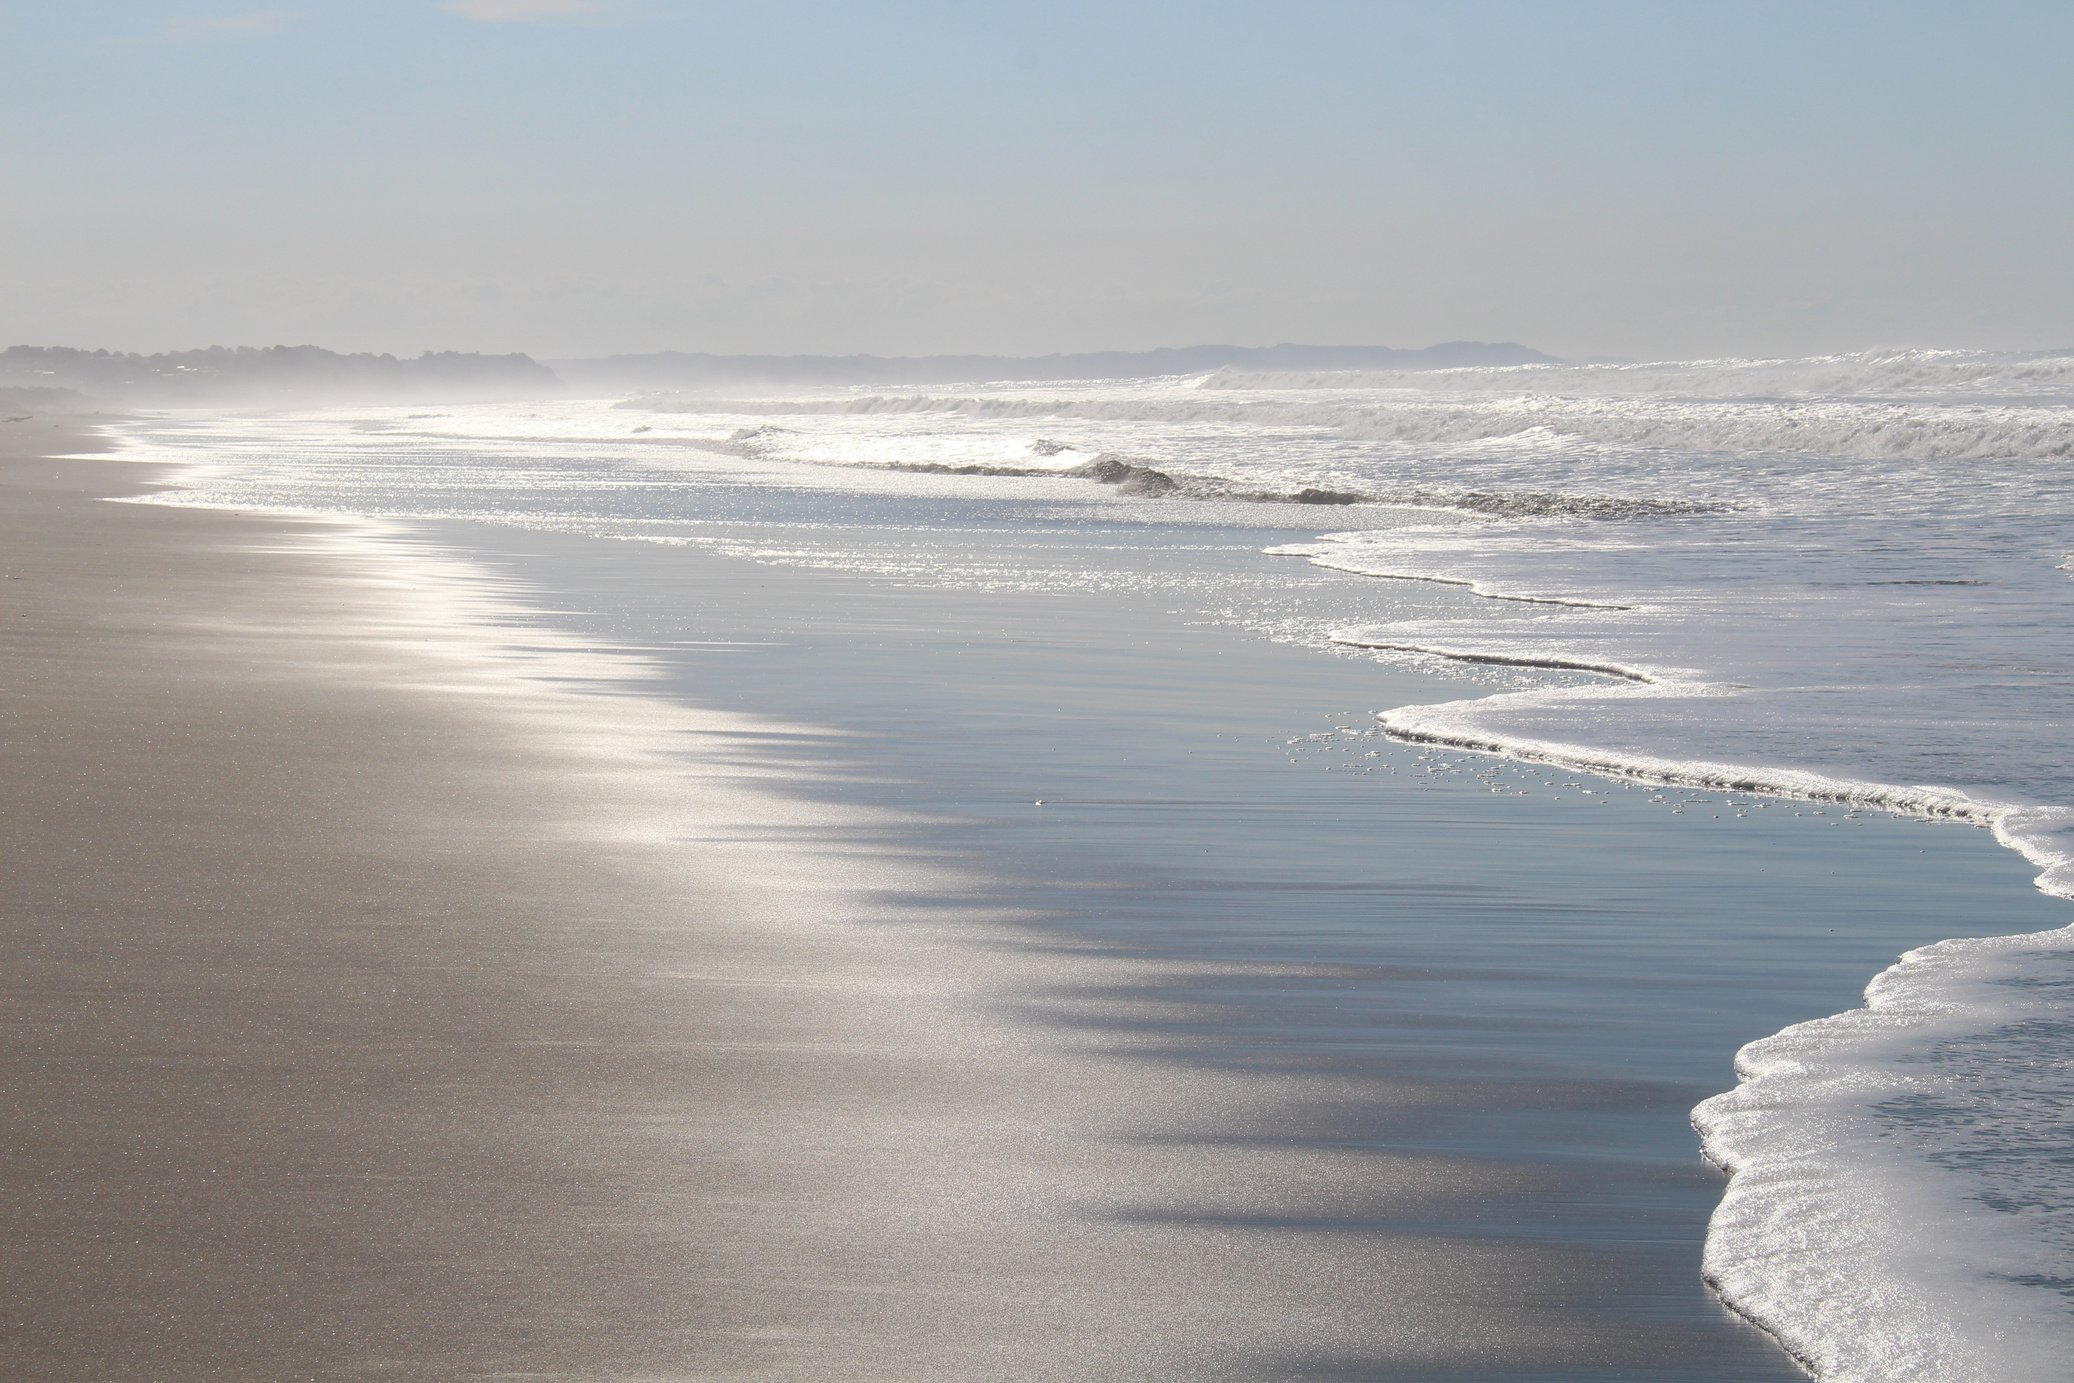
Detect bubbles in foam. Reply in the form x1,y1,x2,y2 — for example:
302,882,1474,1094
1695,928,2074,1382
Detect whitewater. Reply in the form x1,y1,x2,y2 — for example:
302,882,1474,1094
119,346,2074,1379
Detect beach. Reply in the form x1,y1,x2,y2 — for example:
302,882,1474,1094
7,413,2066,1378
11,2,2070,1374
0,429,1736,1379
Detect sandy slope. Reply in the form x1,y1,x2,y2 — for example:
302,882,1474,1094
0,423,1657,1380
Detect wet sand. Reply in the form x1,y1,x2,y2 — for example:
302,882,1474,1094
0,428,1776,1379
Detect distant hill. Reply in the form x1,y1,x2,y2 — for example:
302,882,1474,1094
0,345,560,405
555,342,1554,390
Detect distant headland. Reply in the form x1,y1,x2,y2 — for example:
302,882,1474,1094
0,345,558,409
0,341,1554,410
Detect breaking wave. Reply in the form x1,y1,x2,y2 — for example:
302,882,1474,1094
1206,346,2074,401
630,350,2074,464
710,427,1722,519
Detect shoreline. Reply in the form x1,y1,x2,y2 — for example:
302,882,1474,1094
17,412,2069,1379
1,428,1678,1378
3,424,1053,1373
376,486,2070,1382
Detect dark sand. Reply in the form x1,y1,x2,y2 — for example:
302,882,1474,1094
2,428,1788,1379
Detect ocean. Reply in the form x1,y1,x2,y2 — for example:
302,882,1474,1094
115,348,2074,1379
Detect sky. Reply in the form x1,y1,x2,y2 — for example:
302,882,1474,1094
3,0,2071,361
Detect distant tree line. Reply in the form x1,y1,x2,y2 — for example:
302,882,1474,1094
1,340,1562,405
0,345,560,404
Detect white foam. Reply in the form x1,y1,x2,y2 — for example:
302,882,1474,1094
1693,923,2074,1382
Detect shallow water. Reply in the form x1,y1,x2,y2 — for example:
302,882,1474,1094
420,512,2062,1379
115,358,2074,1376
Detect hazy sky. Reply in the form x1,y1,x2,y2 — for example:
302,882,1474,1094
4,0,2071,360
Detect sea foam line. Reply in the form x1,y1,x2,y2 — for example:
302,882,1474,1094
1377,692,1992,821
1373,681,2074,1381
1330,635,1656,684
1269,546,1635,609
1690,909,2074,1383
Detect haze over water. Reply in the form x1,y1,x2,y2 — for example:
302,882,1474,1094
8,4,2074,361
